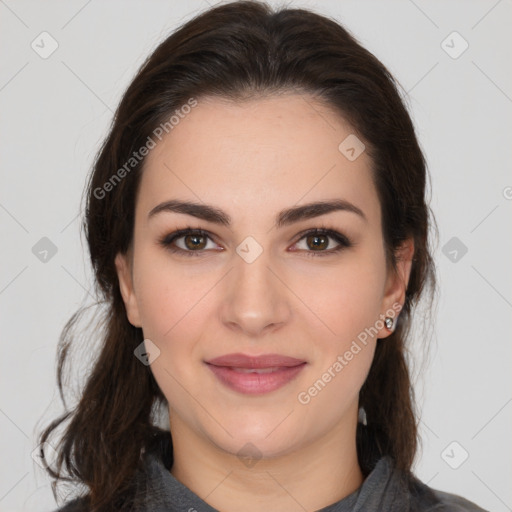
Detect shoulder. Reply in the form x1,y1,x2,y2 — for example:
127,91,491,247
408,474,488,511
429,488,489,512
51,497,89,512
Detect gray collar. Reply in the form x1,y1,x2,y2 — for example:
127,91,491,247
133,449,410,512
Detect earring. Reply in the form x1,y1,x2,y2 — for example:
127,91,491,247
358,406,367,426
384,317,394,330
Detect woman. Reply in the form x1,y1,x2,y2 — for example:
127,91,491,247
39,1,487,511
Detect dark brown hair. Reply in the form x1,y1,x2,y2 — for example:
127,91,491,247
38,1,437,510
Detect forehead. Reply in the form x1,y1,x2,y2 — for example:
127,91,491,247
137,94,380,226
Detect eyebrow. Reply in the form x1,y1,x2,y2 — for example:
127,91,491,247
148,198,367,227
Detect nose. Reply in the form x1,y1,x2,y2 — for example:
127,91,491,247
220,247,292,338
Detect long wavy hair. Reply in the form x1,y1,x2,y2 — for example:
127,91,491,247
38,1,438,510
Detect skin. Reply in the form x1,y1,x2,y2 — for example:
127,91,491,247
115,93,414,512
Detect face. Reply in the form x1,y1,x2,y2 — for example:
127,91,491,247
116,93,413,460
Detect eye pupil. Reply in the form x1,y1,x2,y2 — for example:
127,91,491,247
307,234,328,250
185,234,206,250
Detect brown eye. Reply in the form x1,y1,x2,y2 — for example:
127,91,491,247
184,233,207,250
159,228,220,257
292,228,352,257
306,234,329,251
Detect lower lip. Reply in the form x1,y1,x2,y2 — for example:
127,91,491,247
206,363,306,394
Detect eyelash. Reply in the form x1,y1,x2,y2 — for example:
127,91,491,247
158,226,353,258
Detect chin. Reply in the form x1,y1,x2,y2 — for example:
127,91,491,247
220,432,302,462
202,410,307,460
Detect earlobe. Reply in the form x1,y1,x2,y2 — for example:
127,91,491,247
114,252,142,328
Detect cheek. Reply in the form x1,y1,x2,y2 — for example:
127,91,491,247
290,253,386,347
296,341,376,433
132,250,220,395
293,264,382,416
133,248,211,340
132,256,212,409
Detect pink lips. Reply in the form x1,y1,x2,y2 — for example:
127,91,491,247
205,353,307,394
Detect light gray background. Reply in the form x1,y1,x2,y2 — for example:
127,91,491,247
1,1,511,511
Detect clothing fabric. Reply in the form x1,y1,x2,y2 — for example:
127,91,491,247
54,439,488,512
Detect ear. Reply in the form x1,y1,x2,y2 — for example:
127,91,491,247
378,237,415,338
114,251,142,328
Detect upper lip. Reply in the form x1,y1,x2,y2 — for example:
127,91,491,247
205,353,306,368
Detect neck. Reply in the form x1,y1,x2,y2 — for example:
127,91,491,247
169,414,364,512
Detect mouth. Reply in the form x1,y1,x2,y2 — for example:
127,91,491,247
205,353,307,395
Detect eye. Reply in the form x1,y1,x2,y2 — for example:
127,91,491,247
159,228,221,257
159,227,353,258
291,228,352,257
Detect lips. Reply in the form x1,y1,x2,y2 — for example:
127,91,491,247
206,353,306,368
205,353,307,394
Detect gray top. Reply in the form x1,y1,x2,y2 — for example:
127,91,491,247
54,443,488,512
